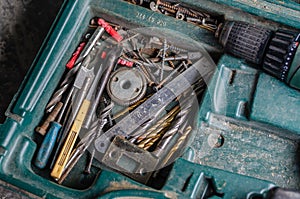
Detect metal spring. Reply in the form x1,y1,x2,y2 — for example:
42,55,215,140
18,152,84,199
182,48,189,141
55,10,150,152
157,1,199,19
166,44,188,53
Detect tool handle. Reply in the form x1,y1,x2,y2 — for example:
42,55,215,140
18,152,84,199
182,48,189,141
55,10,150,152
34,122,61,169
51,99,90,180
36,102,63,136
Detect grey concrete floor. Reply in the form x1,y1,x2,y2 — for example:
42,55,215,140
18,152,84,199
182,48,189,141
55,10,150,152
0,0,63,197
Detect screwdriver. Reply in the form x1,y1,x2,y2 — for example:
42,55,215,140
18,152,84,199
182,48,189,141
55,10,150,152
34,82,76,169
34,102,64,169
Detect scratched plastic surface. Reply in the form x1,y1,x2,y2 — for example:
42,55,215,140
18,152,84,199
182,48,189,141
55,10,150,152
0,0,299,198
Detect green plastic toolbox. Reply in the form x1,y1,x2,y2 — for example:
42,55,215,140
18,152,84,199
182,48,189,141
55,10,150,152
1,0,300,198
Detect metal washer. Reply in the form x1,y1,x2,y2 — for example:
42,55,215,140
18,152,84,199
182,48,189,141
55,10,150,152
107,67,147,106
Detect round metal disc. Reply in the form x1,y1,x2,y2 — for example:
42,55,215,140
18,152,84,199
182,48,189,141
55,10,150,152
107,67,147,106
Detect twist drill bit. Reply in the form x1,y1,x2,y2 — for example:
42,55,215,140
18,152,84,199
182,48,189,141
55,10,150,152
136,105,180,148
128,90,191,144
153,95,195,158
126,100,171,143
140,117,174,151
138,91,195,149
112,96,149,120
58,102,113,184
46,63,81,113
163,125,192,166
133,105,180,144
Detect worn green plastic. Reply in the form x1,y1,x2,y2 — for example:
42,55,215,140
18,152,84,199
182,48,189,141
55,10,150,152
0,0,299,198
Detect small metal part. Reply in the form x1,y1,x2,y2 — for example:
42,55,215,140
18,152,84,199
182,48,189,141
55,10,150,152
150,1,157,11
155,61,186,90
138,63,157,85
102,135,159,184
107,67,147,106
36,102,63,136
164,52,203,61
166,44,188,53
160,39,168,81
84,144,95,174
176,11,185,20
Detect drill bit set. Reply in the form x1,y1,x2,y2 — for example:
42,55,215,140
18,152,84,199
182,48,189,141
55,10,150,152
33,17,215,186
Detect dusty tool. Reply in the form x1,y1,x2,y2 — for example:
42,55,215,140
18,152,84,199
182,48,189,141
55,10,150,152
50,76,93,180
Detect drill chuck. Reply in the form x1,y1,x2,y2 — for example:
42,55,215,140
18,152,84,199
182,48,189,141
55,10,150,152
218,21,300,90
219,21,273,65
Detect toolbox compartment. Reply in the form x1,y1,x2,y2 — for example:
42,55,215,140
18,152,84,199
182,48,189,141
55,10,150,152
0,0,300,198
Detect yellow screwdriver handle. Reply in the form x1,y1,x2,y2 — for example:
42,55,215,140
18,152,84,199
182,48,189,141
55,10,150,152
51,99,90,180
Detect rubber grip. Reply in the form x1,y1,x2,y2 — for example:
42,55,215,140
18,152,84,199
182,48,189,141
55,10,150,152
219,21,273,65
34,122,61,169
